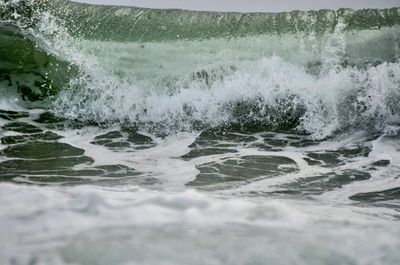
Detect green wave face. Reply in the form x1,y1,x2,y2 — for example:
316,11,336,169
0,23,75,101
47,1,400,42
1,0,400,137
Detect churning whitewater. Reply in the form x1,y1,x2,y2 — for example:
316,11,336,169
1,1,400,265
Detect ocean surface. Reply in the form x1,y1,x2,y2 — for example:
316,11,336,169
1,1,400,264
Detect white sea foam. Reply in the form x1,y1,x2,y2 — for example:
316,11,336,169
53,54,400,138
0,183,399,265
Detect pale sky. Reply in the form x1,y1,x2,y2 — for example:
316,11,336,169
72,0,400,12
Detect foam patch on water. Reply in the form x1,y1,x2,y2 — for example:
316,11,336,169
1,183,399,265
55,127,199,187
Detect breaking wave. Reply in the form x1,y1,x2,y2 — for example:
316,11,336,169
1,0,400,138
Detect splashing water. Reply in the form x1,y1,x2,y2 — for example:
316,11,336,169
1,1,400,265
